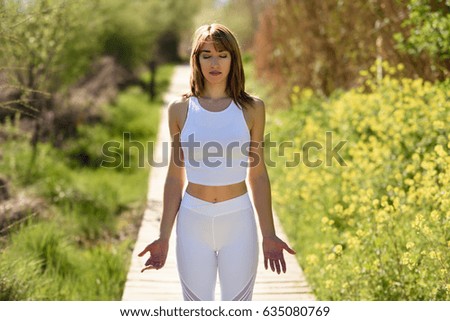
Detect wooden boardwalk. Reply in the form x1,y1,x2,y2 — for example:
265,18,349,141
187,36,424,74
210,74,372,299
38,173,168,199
121,65,315,301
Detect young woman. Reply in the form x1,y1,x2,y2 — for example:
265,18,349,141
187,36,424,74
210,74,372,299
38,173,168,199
138,23,295,301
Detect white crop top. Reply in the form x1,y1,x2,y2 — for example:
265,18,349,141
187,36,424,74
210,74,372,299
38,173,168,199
180,96,250,186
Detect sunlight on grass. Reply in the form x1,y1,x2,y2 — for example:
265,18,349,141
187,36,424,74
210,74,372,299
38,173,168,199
0,65,174,300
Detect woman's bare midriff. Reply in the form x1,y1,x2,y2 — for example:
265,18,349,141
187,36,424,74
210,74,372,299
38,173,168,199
186,180,247,203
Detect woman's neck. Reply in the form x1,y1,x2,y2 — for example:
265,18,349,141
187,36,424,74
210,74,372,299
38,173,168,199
201,84,228,99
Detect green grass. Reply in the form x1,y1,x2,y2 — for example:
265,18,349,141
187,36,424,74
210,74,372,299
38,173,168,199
0,64,174,300
0,220,131,300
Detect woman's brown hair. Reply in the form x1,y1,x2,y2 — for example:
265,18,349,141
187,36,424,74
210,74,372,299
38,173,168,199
184,24,254,109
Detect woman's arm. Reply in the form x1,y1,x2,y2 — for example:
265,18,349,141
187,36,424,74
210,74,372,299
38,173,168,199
159,100,186,241
247,98,295,274
139,99,186,271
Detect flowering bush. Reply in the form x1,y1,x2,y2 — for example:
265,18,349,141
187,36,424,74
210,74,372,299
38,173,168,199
267,62,450,300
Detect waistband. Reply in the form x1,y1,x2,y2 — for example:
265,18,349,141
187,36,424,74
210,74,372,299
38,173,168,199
180,192,253,217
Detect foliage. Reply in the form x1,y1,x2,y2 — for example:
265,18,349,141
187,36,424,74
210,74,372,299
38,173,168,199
0,221,130,300
192,0,270,50
94,0,198,67
267,61,450,300
0,0,101,93
63,64,173,169
253,0,449,100
394,0,450,72
0,0,199,115
0,64,172,299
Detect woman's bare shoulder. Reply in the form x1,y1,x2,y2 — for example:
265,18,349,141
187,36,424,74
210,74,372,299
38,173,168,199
243,94,264,110
168,96,189,111
247,95,265,117
251,96,265,108
168,96,189,119
167,97,190,134
243,95,266,131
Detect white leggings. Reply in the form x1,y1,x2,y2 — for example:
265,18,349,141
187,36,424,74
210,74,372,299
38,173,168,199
176,192,258,301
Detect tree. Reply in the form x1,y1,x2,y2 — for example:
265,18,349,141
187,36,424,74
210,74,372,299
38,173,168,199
0,0,101,117
253,0,449,99
394,0,450,77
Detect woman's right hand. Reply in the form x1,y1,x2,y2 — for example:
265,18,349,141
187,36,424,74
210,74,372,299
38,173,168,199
138,239,169,272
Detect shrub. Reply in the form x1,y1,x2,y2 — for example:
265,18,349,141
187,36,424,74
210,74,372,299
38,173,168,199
268,62,450,300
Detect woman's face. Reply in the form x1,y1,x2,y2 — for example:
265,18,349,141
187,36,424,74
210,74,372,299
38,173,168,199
198,41,231,88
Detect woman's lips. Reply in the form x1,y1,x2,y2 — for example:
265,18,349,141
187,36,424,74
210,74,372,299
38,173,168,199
209,71,222,76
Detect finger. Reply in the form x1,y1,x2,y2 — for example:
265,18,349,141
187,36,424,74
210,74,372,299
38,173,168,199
283,243,296,255
264,256,269,270
138,246,149,257
141,259,164,272
281,257,287,273
140,265,157,273
138,244,153,257
270,259,275,272
274,260,281,274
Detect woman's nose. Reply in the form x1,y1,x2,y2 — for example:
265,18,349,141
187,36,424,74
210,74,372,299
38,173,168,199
210,57,219,66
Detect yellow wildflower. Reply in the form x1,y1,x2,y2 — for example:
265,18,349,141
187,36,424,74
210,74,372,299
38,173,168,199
406,242,415,250
430,211,440,222
325,280,334,289
306,254,319,265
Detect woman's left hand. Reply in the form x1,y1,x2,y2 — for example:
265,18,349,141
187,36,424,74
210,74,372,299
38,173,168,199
262,235,296,274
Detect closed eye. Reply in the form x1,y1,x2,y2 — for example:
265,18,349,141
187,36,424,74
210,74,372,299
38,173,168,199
201,55,228,59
